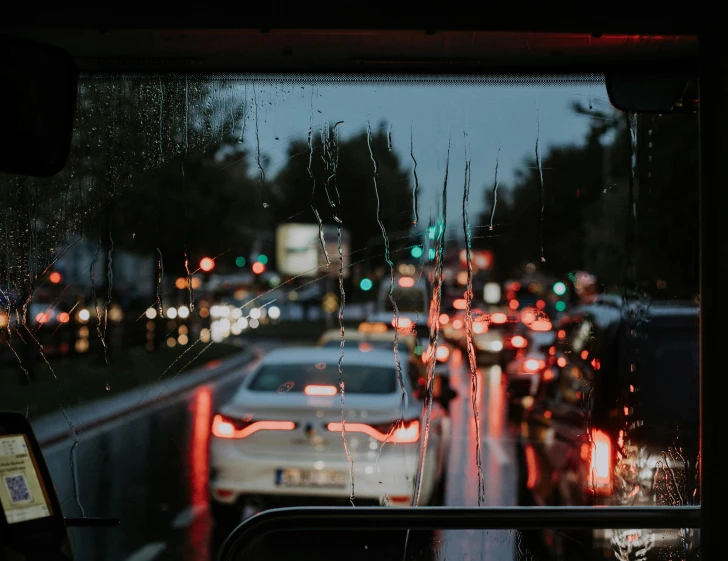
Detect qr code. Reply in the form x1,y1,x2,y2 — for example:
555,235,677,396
4,474,31,503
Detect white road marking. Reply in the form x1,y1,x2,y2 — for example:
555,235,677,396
124,542,167,561
485,436,512,466
171,503,207,528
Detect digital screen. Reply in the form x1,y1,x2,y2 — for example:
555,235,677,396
0,434,52,524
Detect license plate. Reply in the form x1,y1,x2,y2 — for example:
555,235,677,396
275,468,347,488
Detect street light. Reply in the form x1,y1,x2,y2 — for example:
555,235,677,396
200,257,215,272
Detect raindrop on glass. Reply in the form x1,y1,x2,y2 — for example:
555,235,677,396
277,381,295,393
105,383,111,391
262,202,270,209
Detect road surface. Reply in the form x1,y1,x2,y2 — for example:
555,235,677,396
39,342,521,561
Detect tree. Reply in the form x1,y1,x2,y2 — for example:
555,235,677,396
270,121,415,269
479,102,699,299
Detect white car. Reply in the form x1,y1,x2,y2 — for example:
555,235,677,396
209,347,451,528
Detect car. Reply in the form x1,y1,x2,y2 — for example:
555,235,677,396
317,328,458,412
516,300,699,560
208,346,452,537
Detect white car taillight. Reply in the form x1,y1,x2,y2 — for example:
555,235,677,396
328,418,421,444
211,414,296,439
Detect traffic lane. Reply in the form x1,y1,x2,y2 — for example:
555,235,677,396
40,340,521,561
39,341,287,561
436,348,518,560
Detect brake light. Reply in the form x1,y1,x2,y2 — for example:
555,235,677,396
452,319,463,329
398,276,415,288
453,299,467,310
391,317,413,330
435,345,450,362
212,414,295,439
510,335,527,348
490,312,507,324
328,419,420,444
588,429,613,495
439,313,450,325
304,385,337,396
529,320,552,331
523,358,546,372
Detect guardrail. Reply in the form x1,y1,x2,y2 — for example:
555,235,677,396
34,346,259,447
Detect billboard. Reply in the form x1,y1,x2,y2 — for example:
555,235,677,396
276,224,350,277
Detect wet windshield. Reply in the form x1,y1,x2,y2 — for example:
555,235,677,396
0,72,699,561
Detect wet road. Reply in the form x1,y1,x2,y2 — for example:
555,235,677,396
40,342,520,561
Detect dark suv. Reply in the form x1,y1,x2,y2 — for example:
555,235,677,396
516,298,699,560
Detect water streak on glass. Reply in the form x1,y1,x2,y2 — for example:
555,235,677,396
253,85,269,208
155,247,165,318
308,104,330,265
366,120,406,413
410,127,419,226
89,237,109,363
535,113,546,263
488,148,500,231
414,138,449,507
461,135,485,505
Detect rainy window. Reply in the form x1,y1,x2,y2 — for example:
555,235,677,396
0,73,699,560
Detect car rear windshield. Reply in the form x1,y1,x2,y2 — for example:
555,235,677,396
248,363,399,394
322,340,408,354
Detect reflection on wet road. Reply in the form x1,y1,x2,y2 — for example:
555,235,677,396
41,343,519,561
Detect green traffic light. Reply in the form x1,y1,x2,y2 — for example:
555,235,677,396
360,278,373,291
235,256,246,267
258,254,268,265
428,248,436,260
411,246,423,258
553,281,567,295
555,301,566,312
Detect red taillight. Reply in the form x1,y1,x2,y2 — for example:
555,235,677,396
304,385,338,396
510,335,527,348
328,419,421,443
529,320,552,332
490,312,507,324
435,345,450,362
439,313,450,325
212,414,296,439
523,358,546,372
588,429,613,495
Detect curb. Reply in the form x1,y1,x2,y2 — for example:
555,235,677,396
36,347,260,448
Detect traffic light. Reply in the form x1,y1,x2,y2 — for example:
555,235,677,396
257,254,268,265
235,256,246,267
252,262,266,274
359,278,373,291
553,281,566,295
555,301,566,312
411,246,423,259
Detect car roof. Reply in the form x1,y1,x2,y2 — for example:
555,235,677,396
261,346,404,368
366,311,428,325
